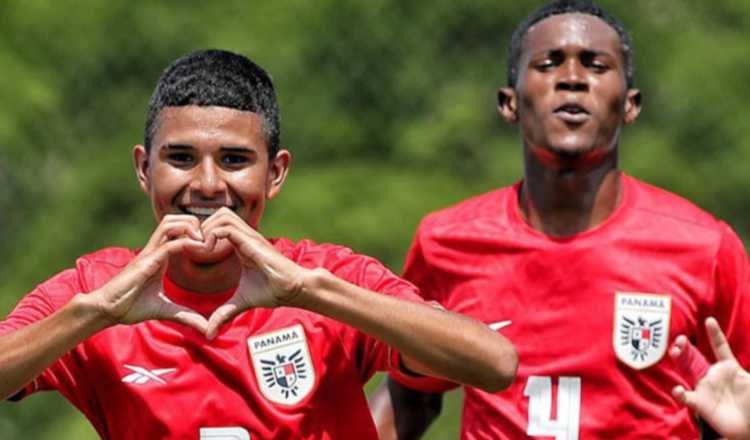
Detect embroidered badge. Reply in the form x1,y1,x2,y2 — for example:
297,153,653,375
248,324,315,405
614,292,671,370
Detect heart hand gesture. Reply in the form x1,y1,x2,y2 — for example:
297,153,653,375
93,215,210,334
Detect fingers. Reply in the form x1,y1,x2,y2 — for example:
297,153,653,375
671,385,698,411
126,237,206,287
206,226,258,256
705,317,737,363
202,208,264,242
670,334,710,386
144,215,204,251
148,236,206,266
201,207,247,230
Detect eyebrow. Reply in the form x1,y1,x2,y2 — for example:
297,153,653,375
221,146,256,154
161,143,193,151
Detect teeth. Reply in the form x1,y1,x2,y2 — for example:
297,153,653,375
184,206,221,216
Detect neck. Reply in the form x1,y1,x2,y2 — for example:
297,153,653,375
166,254,242,294
519,145,622,237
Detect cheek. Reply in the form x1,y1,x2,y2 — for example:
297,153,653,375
148,167,188,213
597,93,627,134
518,92,547,132
227,172,269,225
594,80,627,119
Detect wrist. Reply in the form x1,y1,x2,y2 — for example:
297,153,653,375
280,267,330,310
70,292,117,332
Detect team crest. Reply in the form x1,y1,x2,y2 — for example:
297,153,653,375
614,292,671,369
248,324,315,405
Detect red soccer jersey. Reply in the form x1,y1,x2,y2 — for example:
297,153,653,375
1,238,422,439
400,174,750,439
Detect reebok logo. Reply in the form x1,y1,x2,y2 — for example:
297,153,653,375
121,364,177,385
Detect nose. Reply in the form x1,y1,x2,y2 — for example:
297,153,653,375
555,60,588,93
190,157,227,198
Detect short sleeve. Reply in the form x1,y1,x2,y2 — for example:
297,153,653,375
402,221,442,303
333,254,427,382
389,223,460,392
0,268,83,399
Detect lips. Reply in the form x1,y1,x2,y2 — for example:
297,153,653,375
180,205,236,220
554,103,590,124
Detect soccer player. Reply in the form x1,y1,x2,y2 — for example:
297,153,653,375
0,49,517,439
370,0,750,438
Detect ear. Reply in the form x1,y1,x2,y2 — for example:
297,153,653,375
623,89,642,125
497,87,518,124
133,144,151,194
266,149,292,200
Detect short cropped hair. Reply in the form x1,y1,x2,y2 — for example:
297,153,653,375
507,0,635,88
145,49,281,158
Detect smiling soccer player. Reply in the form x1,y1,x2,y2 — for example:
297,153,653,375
0,49,517,440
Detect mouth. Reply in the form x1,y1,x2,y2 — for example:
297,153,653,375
179,205,236,221
554,103,590,124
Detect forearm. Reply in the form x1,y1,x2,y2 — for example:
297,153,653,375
0,293,110,400
294,269,517,392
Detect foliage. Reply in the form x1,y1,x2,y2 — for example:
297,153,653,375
1,0,749,438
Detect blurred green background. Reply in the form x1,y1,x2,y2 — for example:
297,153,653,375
1,0,749,438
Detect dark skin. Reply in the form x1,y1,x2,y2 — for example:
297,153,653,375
371,12,643,439
499,13,641,236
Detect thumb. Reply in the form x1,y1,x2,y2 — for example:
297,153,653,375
670,334,710,386
672,385,700,411
154,291,209,334
206,297,244,340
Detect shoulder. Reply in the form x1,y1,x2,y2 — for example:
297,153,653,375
626,176,731,237
14,247,135,317
74,247,137,292
272,237,418,297
272,237,357,267
416,186,515,235
623,176,745,265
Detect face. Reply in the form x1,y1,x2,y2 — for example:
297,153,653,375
134,105,290,263
499,13,641,166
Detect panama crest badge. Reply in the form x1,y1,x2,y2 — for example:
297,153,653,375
248,324,315,405
614,292,671,369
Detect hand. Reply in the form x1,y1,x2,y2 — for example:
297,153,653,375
200,208,311,339
93,215,210,334
671,317,750,440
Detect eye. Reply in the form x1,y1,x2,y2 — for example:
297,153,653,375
581,53,612,73
166,152,195,165
534,59,556,71
221,154,250,166
589,61,610,73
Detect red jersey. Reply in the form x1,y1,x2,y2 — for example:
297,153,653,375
399,174,750,439
1,238,423,440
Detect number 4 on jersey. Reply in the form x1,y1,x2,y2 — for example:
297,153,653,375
524,376,581,440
